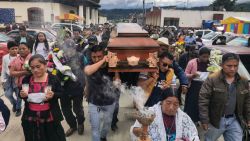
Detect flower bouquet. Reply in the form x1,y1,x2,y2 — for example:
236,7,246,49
47,45,76,85
207,49,222,73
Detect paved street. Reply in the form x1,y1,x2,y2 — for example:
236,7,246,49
0,87,135,141
0,85,223,141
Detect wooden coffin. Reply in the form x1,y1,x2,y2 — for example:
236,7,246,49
107,37,160,72
117,23,148,37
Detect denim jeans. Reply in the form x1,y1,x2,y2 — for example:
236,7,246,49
88,103,115,141
4,85,21,110
205,116,243,141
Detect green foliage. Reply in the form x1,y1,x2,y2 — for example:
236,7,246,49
100,2,250,21
100,9,143,20
234,2,250,12
211,0,237,11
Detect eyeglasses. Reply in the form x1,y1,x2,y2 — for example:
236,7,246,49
162,63,169,67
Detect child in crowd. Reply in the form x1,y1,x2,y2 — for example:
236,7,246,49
1,41,20,116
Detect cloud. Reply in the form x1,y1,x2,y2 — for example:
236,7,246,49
100,0,247,9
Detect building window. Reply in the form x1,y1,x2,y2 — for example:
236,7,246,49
164,18,179,27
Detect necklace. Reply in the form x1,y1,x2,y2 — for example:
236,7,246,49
163,114,176,141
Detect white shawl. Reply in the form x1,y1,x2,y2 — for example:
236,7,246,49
130,103,200,141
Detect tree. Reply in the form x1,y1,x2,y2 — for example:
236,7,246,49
211,0,237,11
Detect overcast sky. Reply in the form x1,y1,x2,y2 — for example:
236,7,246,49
100,0,248,9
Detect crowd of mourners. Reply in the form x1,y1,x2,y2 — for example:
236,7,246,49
0,23,250,141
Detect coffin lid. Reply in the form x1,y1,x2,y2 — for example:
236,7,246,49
117,23,148,37
108,37,160,49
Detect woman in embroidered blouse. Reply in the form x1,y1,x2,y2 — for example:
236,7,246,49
19,54,66,141
131,92,199,141
32,32,50,59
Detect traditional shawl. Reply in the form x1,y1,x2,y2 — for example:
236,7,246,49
130,103,200,141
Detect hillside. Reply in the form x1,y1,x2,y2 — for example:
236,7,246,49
100,2,250,21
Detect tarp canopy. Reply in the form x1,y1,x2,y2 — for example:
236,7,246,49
221,16,250,24
57,13,84,21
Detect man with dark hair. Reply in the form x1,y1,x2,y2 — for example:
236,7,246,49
178,44,198,70
59,39,85,137
73,29,86,52
15,26,34,52
138,51,177,107
199,53,250,141
84,45,120,141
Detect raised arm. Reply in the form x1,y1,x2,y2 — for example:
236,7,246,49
84,56,107,76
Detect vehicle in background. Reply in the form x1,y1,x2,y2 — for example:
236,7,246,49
207,45,250,80
51,23,84,32
226,35,250,47
194,29,213,37
202,31,236,46
0,33,13,72
7,29,56,47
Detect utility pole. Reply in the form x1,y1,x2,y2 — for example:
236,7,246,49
143,0,146,25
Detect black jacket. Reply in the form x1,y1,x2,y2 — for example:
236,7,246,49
15,35,35,52
0,98,10,130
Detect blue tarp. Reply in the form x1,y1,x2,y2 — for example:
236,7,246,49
243,23,250,34
230,24,235,32
202,20,214,29
0,8,15,24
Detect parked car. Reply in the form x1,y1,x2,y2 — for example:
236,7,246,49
7,29,56,48
207,45,250,80
194,29,213,37
51,23,84,32
7,29,56,41
202,32,236,46
226,35,250,47
0,33,12,72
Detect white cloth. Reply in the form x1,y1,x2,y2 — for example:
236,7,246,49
1,54,17,82
32,43,49,59
130,103,200,141
27,93,46,103
96,35,102,44
0,112,6,133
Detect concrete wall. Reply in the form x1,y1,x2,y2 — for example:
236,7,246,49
146,15,161,26
0,2,76,23
146,9,250,28
59,4,76,15
99,16,107,24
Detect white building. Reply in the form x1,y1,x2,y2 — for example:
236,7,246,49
99,16,108,24
146,7,250,28
0,0,106,27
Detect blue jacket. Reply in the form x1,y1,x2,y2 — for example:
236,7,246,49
172,61,189,86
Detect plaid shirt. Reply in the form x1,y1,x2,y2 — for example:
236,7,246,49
9,54,31,87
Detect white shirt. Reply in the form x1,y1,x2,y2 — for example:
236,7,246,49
1,54,17,82
20,37,27,43
0,112,6,133
32,42,49,59
95,35,102,44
